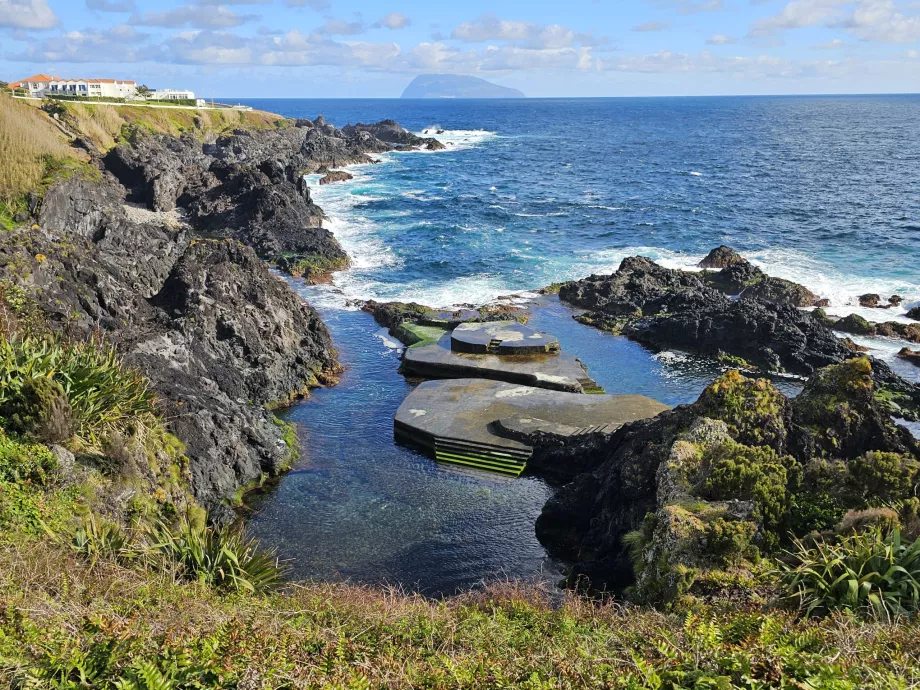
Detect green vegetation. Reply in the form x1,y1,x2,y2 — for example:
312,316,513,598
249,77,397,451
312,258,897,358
0,92,79,226
278,253,350,282
0,336,158,448
396,322,449,347
780,527,920,620
47,93,198,107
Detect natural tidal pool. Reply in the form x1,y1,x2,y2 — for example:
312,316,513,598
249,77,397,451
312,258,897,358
246,291,805,595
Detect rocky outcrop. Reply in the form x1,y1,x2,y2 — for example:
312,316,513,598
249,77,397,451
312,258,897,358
907,306,920,321
698,245,744,269
832,314,920,343
899,348,920,366
341,119,443,150
4,160,339,520
103,116,440,283
561,255,845,376
701,260,818,307
319,170,353,185
536,359,920,600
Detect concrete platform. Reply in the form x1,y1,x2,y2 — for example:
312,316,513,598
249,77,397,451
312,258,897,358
451,321,559,355
402,332,599,393
394,379,669,475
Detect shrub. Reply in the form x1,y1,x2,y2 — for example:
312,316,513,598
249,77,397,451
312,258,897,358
0,336,159,447
700,440,792,535
850,451,919,501
789,490,847,535
0,375,73,443
779,527,920,619
0,428,57,485
697,370,789,450
143,517,285,594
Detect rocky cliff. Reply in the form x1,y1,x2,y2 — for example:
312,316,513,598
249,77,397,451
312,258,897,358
536,358,920,602
1,109,437,518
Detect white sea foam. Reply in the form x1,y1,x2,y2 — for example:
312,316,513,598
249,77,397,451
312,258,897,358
414,128,498,151
689,171,703,177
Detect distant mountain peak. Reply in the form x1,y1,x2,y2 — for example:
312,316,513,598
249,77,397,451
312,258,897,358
401,74,525,99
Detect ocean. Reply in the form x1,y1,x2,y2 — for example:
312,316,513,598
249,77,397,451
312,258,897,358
241,96,920,595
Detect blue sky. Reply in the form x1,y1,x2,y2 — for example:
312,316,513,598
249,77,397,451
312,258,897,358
1,0,918,97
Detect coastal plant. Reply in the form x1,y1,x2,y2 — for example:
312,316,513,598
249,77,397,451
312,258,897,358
0,428,58,485
72,513,130,567
779,527,920,620
0,335,159,447
142,517,285,593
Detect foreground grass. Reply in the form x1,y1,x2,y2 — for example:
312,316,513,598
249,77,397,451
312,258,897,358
1,540,919,689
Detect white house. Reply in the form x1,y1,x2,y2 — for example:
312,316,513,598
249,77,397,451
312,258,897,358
9,74,137,99
148,88,196,101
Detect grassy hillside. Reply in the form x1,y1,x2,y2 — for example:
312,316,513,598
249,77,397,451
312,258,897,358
0,92,285,228
0,93,77,205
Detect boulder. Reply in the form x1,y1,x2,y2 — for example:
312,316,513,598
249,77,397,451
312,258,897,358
319,170,354,185
859,293,883,308
899,347,920,367
698,245,744,269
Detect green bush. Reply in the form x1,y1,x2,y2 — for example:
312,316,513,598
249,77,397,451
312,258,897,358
0,428,57,485
143,517,285,594
789,490,847,534
0,336,158,447
1,375,73,443
700,440,792,534
779,527,920,619
850,451,919,501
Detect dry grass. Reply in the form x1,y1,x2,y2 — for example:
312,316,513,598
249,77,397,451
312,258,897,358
2,538,919,688
0,93,72,201
64,101,285,150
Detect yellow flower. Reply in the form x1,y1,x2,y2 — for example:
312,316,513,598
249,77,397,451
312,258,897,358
35,253,47,263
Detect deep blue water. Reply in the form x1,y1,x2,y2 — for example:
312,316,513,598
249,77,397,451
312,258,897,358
243,97,920,594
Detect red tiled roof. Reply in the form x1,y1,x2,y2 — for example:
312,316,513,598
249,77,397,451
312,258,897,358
8,73,61,88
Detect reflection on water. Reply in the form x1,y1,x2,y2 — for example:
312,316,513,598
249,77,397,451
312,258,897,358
246,291,804,595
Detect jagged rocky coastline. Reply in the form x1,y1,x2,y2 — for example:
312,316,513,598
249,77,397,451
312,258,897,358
1,113,444,520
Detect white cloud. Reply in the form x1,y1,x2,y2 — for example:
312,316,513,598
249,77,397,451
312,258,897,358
130,5,258,29
86,0,136,11
751,0,920,42
12,24,156,62
633,20,671,31
706,33,735,43
0,0,58,29
374,12,411,30
450,13,597,49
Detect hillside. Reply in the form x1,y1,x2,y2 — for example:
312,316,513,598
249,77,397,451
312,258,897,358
401,74,525,99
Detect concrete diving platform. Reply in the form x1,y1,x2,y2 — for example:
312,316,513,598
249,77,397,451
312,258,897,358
402,321,600,393
394,378,668,476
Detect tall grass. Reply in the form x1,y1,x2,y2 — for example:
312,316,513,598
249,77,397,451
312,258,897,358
0,335,158,447
0,92,72,205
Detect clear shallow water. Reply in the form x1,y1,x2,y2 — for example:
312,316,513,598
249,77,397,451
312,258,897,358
243,97,920,593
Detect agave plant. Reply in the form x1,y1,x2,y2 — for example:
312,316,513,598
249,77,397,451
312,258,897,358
779,527,920,620
143,517,285,594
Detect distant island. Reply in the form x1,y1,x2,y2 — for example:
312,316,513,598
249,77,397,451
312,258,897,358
401,74,525,99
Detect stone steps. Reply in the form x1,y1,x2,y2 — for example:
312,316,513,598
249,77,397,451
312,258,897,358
433,438,530,476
